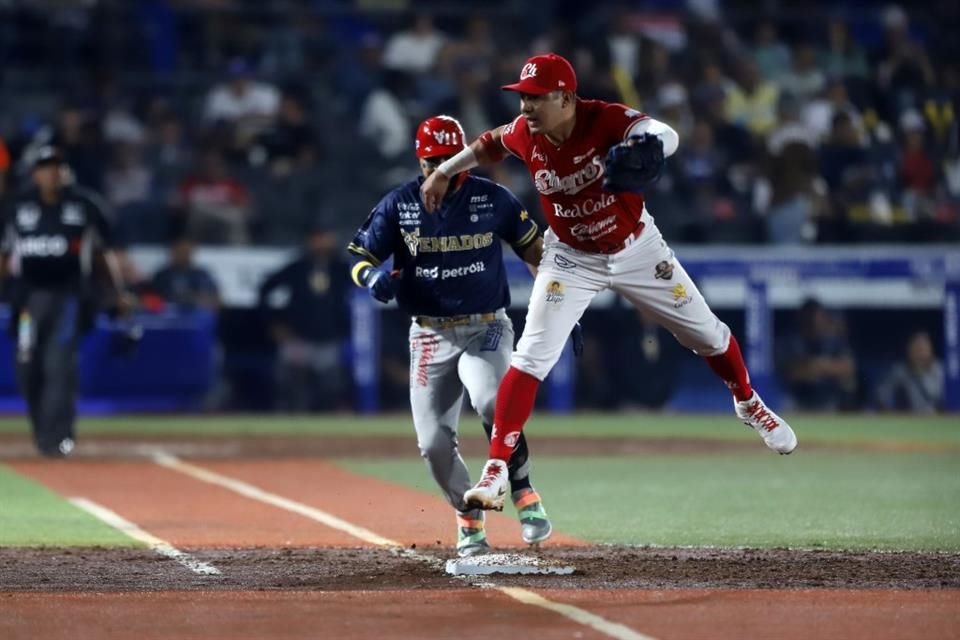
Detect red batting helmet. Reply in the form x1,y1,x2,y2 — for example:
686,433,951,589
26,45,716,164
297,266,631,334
415,115,466,159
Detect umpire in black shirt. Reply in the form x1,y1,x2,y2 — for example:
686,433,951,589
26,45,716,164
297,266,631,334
1,146,126,457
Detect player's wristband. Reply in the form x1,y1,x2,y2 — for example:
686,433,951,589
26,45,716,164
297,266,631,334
351,261,374,288
436,147,478,178
477,129,508,163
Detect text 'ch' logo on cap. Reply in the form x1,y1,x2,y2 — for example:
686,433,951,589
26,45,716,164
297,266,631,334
520,63,538,80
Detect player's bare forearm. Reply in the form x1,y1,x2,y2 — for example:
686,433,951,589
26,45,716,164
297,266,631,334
519,237,544,277
101,250,123,290
94,249,126,304
423,126,509,212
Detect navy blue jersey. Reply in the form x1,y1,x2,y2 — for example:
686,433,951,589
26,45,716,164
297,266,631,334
348,175,538,316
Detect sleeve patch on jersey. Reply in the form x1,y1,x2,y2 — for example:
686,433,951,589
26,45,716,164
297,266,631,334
480,321,504,351
513,225,539,250
347,242,382,266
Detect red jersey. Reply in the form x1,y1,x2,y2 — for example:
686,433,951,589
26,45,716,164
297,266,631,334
501,99,648,253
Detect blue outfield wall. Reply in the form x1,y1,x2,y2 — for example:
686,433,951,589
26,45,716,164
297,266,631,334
0,246,954,414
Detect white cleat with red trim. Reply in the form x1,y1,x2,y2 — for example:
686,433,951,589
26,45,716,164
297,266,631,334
463,459,509,511
735,392,798,455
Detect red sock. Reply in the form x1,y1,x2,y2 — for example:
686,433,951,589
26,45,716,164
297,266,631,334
489,367,540,461
705,335,754,402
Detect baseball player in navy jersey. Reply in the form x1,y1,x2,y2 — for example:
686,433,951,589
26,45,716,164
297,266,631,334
348,115,563,556
421,54,798,511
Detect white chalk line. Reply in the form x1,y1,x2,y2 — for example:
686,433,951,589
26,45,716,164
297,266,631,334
69,497,220,576
151,452,398,548
152,453,657,640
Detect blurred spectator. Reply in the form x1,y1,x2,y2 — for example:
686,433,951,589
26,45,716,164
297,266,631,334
653,82,694,142
670,121,732,241
204,59,280,154
145,109,192,201
576,303,684,410
250,90,321,176
102,99,147,147
377,310,412,411
333,33,385,111
0,136,9,198
724,58,780,137
818,111,878,237
875,330,944,413
607,12,641,80
150,236,221,312
382,13,447,75
204,59,281,125
611,306,682,410
875,5,935,109
778,43,826,102
177,149,252,245
51,104,106,191
760,98,824,243
572,46,622,106
0,1,954,253
259,7,333,77
803,79,864,144
359,70,412,163
819,19,869,83
257,219,351,412
692,59,731,114
899,110,937,197
778,299,859,411
104,143,152,208
634,40,674,100
446,16,497,72
751,20,791,82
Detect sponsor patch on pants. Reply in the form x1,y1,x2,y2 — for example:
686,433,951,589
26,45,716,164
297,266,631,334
545,280,565,304
480,322,503,351
671,283,693,308
655,260,674,280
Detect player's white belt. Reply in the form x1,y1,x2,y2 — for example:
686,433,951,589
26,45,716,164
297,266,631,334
415,312,499,330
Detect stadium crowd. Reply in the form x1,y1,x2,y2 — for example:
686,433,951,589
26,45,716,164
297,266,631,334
0,0,957,247
0,0,953,413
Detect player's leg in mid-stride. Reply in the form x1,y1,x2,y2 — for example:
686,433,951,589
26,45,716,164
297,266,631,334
459,317,552,544
465,239,608,510
610,216,797,454
408,323,492,557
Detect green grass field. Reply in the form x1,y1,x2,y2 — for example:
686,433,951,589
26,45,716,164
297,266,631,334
1,414,958,550
348,452,960,550
0,414,958,446
0,466,138,547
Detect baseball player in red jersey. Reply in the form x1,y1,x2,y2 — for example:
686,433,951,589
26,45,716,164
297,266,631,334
421,53,797,511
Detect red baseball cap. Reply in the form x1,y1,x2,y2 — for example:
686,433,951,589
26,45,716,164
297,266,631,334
502,53,577,95
415,115,467,159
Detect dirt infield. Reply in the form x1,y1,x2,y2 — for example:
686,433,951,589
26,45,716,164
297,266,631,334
2,433,960,639
2,546,958,592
